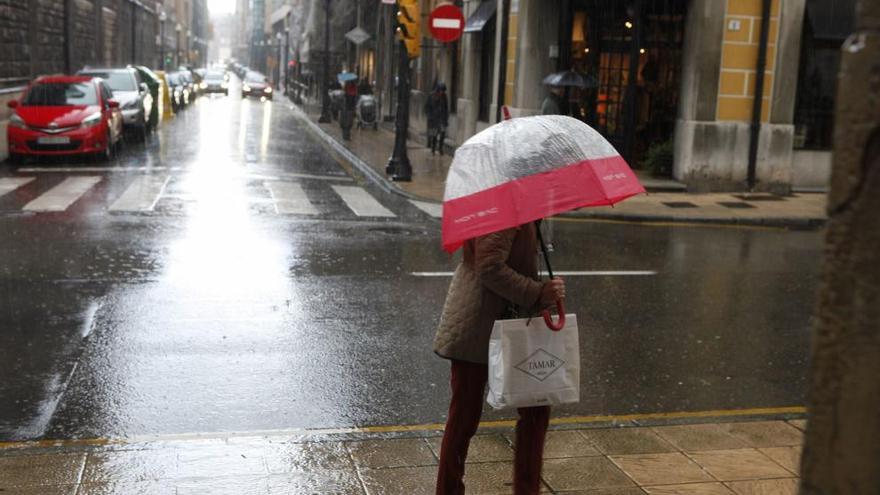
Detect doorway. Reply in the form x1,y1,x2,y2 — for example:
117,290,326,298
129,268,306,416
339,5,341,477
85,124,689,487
562,0,688,166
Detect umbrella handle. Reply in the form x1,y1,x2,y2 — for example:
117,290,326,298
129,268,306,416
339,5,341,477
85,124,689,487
542,300,566,331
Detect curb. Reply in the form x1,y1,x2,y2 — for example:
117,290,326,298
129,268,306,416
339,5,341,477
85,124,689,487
560,210,827,229
290,102,827,230
290,103,425,202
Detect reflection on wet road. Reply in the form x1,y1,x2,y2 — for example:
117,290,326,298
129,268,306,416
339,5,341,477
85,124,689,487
0,88,822,442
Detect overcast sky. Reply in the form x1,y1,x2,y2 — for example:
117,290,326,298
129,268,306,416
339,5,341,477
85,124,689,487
208,0,235,14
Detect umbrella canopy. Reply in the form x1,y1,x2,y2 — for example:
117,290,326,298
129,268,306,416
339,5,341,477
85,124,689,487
441,115,645,253
542,70,598,88
337,71,358,84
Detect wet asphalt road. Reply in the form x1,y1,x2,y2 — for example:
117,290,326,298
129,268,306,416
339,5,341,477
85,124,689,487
0,80,823,442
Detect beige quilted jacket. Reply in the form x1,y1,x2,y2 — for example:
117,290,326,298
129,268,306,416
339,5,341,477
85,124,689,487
433,224,544,364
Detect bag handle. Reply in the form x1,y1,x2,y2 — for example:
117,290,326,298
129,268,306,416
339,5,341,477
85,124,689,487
543,300,566,331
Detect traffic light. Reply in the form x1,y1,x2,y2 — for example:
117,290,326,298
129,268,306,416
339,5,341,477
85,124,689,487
396,0,420,58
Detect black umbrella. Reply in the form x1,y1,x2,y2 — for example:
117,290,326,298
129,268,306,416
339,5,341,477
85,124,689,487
542,70,599,89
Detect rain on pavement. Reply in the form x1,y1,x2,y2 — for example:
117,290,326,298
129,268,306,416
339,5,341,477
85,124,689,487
0,80,822,443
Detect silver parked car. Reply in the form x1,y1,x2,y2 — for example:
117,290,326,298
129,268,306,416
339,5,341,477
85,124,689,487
77,67,153,141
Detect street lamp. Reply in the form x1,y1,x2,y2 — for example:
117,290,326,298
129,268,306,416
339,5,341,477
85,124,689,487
318,0,332,123
159,10,167,69
175,23,182,67
276,32,284,90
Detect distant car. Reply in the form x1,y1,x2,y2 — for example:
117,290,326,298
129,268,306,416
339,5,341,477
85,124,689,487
178,70,198,98
165,72,189,111
201,69,228,95
6,75,123,162
77,67,151,141
241,71,273,99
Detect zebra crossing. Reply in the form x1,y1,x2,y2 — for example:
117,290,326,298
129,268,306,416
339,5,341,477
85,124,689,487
0,174,442,220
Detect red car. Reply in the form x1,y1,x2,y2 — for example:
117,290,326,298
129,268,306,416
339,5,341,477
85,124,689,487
6,75,123,162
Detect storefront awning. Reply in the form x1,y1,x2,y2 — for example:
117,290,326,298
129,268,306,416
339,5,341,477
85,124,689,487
464,1,497,33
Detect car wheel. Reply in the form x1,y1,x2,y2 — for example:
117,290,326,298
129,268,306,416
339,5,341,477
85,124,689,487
8,152,24,165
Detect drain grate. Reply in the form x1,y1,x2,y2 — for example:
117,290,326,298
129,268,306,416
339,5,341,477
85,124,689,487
718,201,756,209
732,194,786,201
662,201,698,208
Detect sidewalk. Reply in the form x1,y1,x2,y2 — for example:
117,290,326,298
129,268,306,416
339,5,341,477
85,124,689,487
292,103,827,228
0,418,805,494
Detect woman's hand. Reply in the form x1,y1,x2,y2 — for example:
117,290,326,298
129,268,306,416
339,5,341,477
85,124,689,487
540,277,566,306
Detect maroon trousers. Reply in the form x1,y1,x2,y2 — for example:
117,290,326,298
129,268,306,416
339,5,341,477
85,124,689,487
436,359,550,495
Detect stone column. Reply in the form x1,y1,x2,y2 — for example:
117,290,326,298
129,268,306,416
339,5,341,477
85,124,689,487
511,0,558,116
800,0,880,491
453,0,482,144
673,0,805,192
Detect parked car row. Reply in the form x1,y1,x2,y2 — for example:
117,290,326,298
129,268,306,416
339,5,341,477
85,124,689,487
5,65,222,162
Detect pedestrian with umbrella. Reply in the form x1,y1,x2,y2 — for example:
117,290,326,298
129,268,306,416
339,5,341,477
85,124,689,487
433,115,645,494
337,72,358,140
540,70,598,116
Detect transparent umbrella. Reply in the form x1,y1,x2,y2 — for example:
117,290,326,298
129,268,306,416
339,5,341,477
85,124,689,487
441,115,645,328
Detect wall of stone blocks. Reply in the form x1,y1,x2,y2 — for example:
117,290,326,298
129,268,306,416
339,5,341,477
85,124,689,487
0,0,160,85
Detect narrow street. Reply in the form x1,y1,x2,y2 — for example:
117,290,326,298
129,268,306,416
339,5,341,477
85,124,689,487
0,80,822,443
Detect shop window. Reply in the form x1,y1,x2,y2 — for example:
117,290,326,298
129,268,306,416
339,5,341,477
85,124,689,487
793,0,854,150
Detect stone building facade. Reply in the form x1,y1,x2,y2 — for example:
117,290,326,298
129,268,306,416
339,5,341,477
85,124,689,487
338,0,852,192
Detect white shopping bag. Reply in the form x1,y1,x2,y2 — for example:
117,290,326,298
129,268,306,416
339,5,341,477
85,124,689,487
486,314,580,410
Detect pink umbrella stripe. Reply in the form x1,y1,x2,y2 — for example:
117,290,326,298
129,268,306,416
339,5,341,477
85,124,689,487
441,154,644,252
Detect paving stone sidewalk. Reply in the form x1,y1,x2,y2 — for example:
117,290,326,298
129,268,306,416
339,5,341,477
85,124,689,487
0,419,806,494
292,102,827,228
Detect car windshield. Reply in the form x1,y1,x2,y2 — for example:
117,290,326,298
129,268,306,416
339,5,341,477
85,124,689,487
245,73,266,84
82,71,136,92
23,82,97,106
167,74,180,85
205,71,225,81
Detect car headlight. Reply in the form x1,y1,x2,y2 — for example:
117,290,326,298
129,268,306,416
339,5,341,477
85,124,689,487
122,99,139,110
265,87,272,93
9,114,26,129
200,82,207,89
221,82,228,89
242,84,251,92
81,112,102,128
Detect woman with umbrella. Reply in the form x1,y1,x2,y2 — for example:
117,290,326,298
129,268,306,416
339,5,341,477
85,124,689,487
433,115,644,494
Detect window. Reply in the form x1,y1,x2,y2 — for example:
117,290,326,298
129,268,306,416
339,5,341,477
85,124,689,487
81,71,138,92
23,83,99,106
793,0,855,150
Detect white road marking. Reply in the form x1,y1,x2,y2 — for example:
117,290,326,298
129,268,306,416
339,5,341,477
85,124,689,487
433,18,462,29
410,271,658,277
0,177,35,197
23,176,102,212
109,175,170,212
331,185,396,217
410,200,442,218
265,182,319,215
17,166,182,173
247,172,355,182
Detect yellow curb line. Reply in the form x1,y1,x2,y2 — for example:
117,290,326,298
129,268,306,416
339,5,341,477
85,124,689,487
358,406,807,433
0,406,805,451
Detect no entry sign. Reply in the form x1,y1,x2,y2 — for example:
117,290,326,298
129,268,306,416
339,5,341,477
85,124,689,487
429,4,465,43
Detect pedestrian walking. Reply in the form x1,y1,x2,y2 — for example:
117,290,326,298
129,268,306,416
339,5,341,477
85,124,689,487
424,83,449,155
340,79,357,140
541,86,569,116
433,226,566,495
